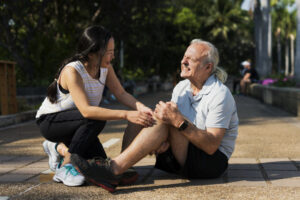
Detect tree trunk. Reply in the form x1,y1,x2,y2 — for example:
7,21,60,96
260,0,272,77
276,29,281,73
254,0,263,74
290,34,295,76
295,0,300,82
285,39,290,76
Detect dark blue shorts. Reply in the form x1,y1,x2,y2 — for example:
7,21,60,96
155,143,228,179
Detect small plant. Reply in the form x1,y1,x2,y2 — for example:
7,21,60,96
261,74,296,87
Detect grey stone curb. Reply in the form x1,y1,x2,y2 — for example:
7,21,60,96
0,110,37,128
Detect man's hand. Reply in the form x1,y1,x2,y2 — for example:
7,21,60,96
154,101,185,128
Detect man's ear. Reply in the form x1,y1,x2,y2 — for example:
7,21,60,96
206,63,213,72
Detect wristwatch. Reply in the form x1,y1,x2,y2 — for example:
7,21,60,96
178,120,189,131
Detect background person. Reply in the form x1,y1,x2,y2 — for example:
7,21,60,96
36,25,154,187
71,39,239,192
232,60,248,94
240,61,259,94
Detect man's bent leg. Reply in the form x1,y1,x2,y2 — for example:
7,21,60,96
155,127,189,174
112,122,169,175
168,127,189,167
121,122,143,152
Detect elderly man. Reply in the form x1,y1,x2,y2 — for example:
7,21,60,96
71,39,239,192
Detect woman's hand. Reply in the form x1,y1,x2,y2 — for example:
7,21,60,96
136,102,155,127
126,110,155,127
136,102,153,115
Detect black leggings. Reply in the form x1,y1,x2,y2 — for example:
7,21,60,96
36,109,107,159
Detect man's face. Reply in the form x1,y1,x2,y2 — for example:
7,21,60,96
180,43,211,80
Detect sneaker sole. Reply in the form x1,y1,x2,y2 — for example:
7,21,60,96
53,174,84,187
119,173,139,185
71,155,117,192
74,166,116,192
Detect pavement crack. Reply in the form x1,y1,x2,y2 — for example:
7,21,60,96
289,158,300,171
256,158,271,185
9,183,43,200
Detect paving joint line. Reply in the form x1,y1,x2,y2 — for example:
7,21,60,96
139,167,156,183
289,157,300,171
256,158,271,185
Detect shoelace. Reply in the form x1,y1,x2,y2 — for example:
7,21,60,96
64,164,80,176
93,157,111,166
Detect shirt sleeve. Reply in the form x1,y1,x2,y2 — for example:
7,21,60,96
205,90,235,129
171,80,185,103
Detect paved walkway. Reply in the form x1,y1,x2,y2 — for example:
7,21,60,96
1,91,300,199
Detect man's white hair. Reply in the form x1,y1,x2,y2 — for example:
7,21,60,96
190,39,227,83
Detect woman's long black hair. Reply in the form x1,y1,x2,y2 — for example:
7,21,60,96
47,25,112,103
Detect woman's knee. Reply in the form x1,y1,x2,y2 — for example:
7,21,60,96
86,119,107,132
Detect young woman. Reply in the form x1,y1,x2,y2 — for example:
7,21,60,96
36,25,154,187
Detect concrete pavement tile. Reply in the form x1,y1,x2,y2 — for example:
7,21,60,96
0,173,34,182
228,158,260,170
13,155,44,163
228,163,260,170
154,179,187,185
134,157,156,166
151,169,181,178
190,178,225,185
0,162,27,168
261,163,297,171
0,168,14,175
135,167,154,176
25,161,48,168
0,156,44,168
229,158,258,164
291,158,300,166
25,176,40,183
0,155,18,163
270,178,300,187
41,158,49,162
13,167,46,175
227,169,263,178
259,158,290,163
227,178,268,186
39,169,54,183
266,170,300,180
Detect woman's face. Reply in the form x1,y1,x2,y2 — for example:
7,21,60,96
100,38,115,68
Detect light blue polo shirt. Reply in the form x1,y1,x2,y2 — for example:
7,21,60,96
171,75,239,159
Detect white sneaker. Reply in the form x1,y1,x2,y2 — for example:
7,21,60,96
43,140,60,171
53,163,85,187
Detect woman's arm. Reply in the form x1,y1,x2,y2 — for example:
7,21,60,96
105,64,153,115
60,66,152,126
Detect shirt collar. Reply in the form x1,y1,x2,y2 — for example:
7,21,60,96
188,74,217,102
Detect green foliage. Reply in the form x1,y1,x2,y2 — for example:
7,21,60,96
0,0,255,86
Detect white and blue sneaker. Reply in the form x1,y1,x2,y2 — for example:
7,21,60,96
53,162,85,187
43,140,61,171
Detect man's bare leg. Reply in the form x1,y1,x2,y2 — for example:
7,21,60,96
111,123,190,175
112,122,169,175
121,122,143,152
168,127,189,166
